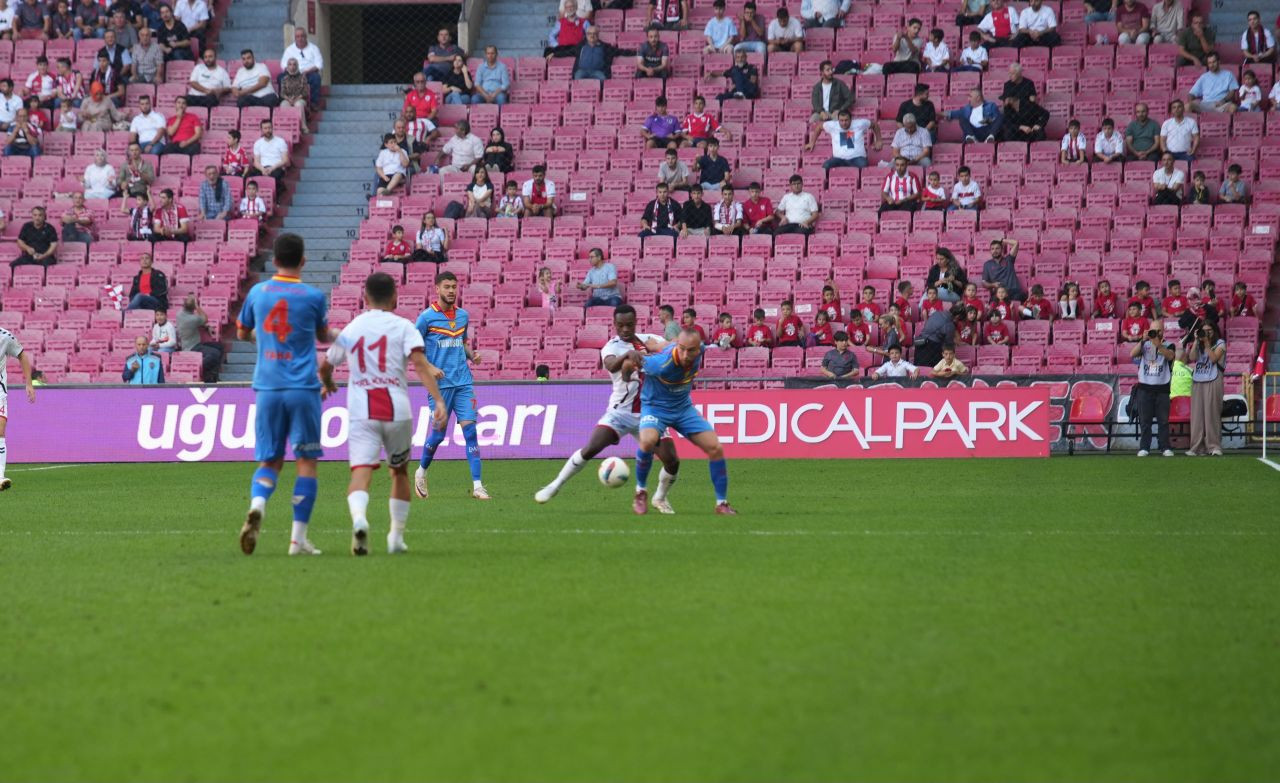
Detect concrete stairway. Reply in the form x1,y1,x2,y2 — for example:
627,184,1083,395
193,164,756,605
474,0,560,58
216,0,288,60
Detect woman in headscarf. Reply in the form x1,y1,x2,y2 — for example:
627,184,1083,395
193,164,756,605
483,126,513,174
277,57,310,133
79,82,124,132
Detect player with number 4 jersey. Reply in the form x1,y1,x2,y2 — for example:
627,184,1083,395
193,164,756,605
235,234,334,556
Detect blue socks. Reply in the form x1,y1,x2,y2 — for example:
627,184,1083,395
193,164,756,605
709,459,728,503
461,422,482,481
419,426,446,470
251,466,278,502
291,476,318,524
635,449,654,491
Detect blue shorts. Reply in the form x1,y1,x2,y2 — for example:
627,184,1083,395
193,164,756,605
639,405,714,437
254,389,323,462
432,385,478,424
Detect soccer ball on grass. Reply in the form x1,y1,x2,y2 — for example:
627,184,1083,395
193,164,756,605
597,457,630,488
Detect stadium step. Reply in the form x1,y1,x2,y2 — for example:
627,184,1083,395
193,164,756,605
476,0,560,57
217,0,290,61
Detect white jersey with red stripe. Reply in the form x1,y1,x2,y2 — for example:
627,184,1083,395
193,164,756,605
0,327,23,404
600,333,661,412
326,310,424,422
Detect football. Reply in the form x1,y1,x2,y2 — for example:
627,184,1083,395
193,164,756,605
597,457,630,488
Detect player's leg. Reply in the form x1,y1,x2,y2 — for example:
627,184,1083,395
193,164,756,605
685,428,736,514
241,391,287,554
633,419,662,515
346,419,384,556
535,424,620,503
286,391,325,555
415,387,455,498
456,386,489,499
651,436,681,514
385,420,414,553
0,407,10,491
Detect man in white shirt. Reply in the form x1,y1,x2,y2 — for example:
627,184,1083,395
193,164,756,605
805,109,880,170
128,94,167,154
1012,0,1059,46
435,119,484,173
375,134,410,196
1158,98,1198,160
173,0,209,51
0,78,23,132
766,7,804,53
231,48,279,108
886,113,931,166
800,0,849,29
1093,117,1124,162
250,119,290,182
0,0,16,38
774,174,820,234
1151,152,1185,205
281,27,324,104
186,47,230,108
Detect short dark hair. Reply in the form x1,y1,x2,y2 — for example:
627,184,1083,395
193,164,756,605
897,281,911,293
614,304,637,319
535,364,550,379
683,308,697,318
35,56,48,65
589,246,604,257
0,78,11,89
693,94,705,103
1135,280,1150,290
365,272,397,305
789,174,803,184
749,181,762,190
753,308,765,319
655,96,667,106
834,331,849,342
391,224,404,233
383,133,395,144
240,49,254,57
1102,117,1115,127
228,129,241,141
273,233,305,268
435,270,458,285
659,304,675,316
160,188,175,199
908,17,922,25
57,57,71,68
942,342,956,352
957,166,970,175
914,83,929,96
532,164,546,174
1228,163,1242,175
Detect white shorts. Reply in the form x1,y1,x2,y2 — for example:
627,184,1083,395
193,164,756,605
597,408,641,438
348,418,413,469
0,393,7,421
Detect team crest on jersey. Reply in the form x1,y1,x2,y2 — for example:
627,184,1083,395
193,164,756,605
449,321,456,328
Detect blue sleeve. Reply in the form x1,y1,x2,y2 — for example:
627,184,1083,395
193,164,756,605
415,311,430,336
313,289,329,330
237,288,256,329
642,352,665,375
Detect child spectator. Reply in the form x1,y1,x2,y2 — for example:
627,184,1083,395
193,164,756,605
957,31,988,72
1162,279,1189,317
923,28,950,71
222,130,250,177
1060,281,1082,319
536,267,560,309
990,285,1019,321
495,180,524,218
821,332,859,378
775,300,805,346
816,281,842,322
811,310,835,346
951,166,982,210
151,310,177,353
868,313,903,360
920,285,947,319
383,224,412,262
1091,279,1118,318
1200,279,1226,318
57,97,78,131
237,180,268,225
857,285,881,321
1238,70,1262,110
681,94,728,149
932,343,969,377
1187,171,1212,205
657,147,693,191
709,312,741,349
984,309,1011,345
955,305,981,345
1120,302,1149,342
681,307,707,341
1219,164,1248,204
872,345,918,379
1023,284,1054,320
845,310,871,346
1128,280,1157,318
745,308,773,347
922,171,948,209
413,211,449,264
742,182,776,234
960,281,985,318
127,192,153,241
1094,118,1124,163
1060,118,1088,165
1231,282,1258,317
894,281,913,319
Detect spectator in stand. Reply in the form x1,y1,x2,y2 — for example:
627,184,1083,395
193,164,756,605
745,309,773,347
24,56,54,108
117,142,153,198
709,313,740,349
281,27,324,105
276,59,310,132
571,27,629,81
983,310,1011,345
250,119,290,182
423,27,465,81
231,49,278,108
1186,170,1211,203
923,27,950,71
693,137,731,192
24,95,49,133
932,343,968,377
59,191,93,243
1012,0,1059,46
1000,94,1049,141
897,83,937,139
1219,163,1248,203
437,119,483,173
703,0,737,52
483,126,513,175
884,18,924,74
152,188,190,242
87,52,123,108
681,185,713,236
1188,53,1238,114
559,0,591,21
73,0,104,40
126,252,169,310
650,0,689,30
981,237,1024,302
47,0,73,39
657,147,692,190
955,306,981,346
775,300,805,346
920,285,946,319
1060,118,1089,165
198,164,231,221
1147,0,1183,42
775,174,820,234
709,48,760,101
125,192,152,240
1237,70,1263,111
809,60,853,123
978,0,1019,48
635,26,672,78
130,26,165,84
1161,279,1189,317
640,182,682,238
0,79,21,132
806,108,879,170
766,7,804,53
1186,321,1226,456
52,57,83,108
888,112,932,165
1086,279,1114,318
14,0,46,40
872,346,918,379
811,311,834,347
177,295,222,382
579,248,622,307
381,224,411,263
856,285,883,321
1023,284,1054,320
1125,102,1162,161
535,266,559,308
374,133,409,196
214,131,248,179
946,88,1001,142
1114,0,1151,44
1241,10,1275,65
413,211,448,264
802,0,849,28
845,310,871,346
1000,63,1037,107
743,181,775,233
236,179,268,225
2,107,40,156
1197,279,1227,317
951,166,983,209
921,170,948,209
106,9,137,49
1231,282,1258,317
155,4,192,61
151,309,177,353
879,156,921,212
642,96,683,148
404,73,439,123
1176,12,1214,66
97,29,132,81
522,164,558,217
1151,152,1185,205
816,281,841,321
388,119,420,173
495,180,523,218
658,304,680,340
464,167,494,218
735,1,767,54
1093,117,1124,162
957,30,989,71
468,46,509,105
403,105,438,153
957,0,989,26
1120,302,1149,342
682,94,730,148
161,95,202,155
711,185,743,235
440,54,473,105
123,336,165,384
82,148,116,199
681,308,707,341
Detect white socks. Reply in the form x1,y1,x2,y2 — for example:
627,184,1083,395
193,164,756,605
551,450,587,490
348,490,370,530
389,498,411,535
473,479,485,490
250,495,266,514
0,436,6,477
654,467,677,502
290,521,309,544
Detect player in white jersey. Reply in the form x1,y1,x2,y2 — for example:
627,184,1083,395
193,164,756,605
320,273,448,555
535,304,682,513
0,327,37,491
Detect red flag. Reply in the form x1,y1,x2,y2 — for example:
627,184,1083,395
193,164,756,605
1252,340,1267,382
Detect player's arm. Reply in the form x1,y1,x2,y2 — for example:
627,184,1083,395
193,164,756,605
410,351,449,429
619,349,646,381
643,336,668,352
18,350,35,402
465,341,481,364
318,357,338,399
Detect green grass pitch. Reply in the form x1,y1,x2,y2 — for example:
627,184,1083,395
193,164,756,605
1,457,1278,782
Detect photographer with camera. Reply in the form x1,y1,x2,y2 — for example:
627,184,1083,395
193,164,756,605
1186,321,1226,457
1130,324,1176,457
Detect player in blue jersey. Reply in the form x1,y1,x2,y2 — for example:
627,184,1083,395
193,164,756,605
235,233,336,556
623,328,736,515
414,270,490,500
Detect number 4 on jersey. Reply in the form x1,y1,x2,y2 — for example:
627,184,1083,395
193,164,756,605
263,299,292,341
